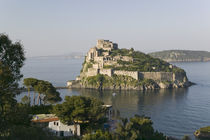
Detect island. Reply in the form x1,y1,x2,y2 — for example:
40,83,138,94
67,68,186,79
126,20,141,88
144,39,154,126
194,126,210,139
149,50,210,62
67,40,192,90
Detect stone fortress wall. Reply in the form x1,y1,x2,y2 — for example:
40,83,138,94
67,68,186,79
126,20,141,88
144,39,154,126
99,69,113,77
85,67,182,82
113,70,139,80
140,72,174,81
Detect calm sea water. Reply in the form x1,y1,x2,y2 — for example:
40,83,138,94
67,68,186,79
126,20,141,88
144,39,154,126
19,57,210,139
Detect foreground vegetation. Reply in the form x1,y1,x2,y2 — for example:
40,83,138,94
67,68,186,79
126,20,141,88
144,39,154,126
23,78,62,105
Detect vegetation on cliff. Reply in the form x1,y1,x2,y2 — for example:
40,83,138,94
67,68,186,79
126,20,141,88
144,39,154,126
104,48,185,73
81,74,159,90
149,50,210,62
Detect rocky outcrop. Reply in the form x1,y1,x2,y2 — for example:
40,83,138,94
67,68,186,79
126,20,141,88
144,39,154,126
194,126,210,139
67,40,192,90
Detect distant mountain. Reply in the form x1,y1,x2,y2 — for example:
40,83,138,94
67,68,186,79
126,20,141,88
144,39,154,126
149,50,210,62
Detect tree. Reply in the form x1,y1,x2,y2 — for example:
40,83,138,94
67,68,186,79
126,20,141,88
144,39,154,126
34,80,47,105
0,34,25,135
52,96,106,135
23,78,39,105
34,80,62,105
115,115,166,140
21,95,30,105
41,81,62,104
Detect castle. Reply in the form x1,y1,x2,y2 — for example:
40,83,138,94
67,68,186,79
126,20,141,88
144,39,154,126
74,40,186,83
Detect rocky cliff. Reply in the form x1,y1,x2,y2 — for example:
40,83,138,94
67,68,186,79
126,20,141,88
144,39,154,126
67,40,192,90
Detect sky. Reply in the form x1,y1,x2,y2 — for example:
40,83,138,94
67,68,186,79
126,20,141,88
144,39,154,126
1,0,210,57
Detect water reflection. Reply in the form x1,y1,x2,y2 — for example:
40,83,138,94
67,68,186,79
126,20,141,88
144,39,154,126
65,88,188,118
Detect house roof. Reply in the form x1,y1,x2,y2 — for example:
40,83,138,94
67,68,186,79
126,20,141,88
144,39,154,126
31,114,59,123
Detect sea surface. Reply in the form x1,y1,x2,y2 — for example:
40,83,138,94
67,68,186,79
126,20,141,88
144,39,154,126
19,57,210,139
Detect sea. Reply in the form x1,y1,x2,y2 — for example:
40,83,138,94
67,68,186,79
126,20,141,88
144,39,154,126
18,57,210,139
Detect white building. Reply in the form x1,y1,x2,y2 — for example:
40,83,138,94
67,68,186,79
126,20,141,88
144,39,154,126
32,114,80,137
48,120,80,137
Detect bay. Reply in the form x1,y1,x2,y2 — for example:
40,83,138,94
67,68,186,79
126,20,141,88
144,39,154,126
19,57,210,139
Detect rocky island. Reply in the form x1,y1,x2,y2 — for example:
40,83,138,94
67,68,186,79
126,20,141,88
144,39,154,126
67,40,192,90
149,50,210,62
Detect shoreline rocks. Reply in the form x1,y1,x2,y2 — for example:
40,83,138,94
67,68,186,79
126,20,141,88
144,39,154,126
194,126,210,139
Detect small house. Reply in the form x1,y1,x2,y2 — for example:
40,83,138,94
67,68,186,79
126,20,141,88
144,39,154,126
31,114,80,137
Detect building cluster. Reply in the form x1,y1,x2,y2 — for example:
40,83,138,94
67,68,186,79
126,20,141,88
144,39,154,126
74,39,180,82
31,105,113,137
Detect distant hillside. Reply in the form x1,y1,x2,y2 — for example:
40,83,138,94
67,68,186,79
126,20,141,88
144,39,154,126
149,50,210,62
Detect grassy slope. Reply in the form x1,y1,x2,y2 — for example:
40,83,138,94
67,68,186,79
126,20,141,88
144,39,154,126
103,49,184,73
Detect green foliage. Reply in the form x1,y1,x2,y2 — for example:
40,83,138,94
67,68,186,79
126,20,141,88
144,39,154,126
23,78,62,105
83,62,93,72
21,95,30,105
28,105,53,114
4,126,59,140
82,130,114,140
0,34,25,136
140,79,157,86
110,48,130,57
23,78,38,88
108,48,185,73
83,115,166,140
115,115,166,140
52,96,107,133
83,74,157,89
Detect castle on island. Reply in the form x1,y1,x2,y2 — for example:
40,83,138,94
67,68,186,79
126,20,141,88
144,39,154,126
69,39,186,86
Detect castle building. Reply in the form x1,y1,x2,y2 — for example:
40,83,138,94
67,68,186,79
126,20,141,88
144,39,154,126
67,39,187,88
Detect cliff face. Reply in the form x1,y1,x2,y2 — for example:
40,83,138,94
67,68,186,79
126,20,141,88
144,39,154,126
67,40,192,90
149,50,210,62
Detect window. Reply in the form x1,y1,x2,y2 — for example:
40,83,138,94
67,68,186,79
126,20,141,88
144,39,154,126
54,122,56,125
57,122,59,126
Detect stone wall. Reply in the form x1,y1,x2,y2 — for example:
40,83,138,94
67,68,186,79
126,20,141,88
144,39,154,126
114,70,139,80
140,72,173,81
99,69,113,77
84,68,183,83
96,40,118,51
86,68,99,77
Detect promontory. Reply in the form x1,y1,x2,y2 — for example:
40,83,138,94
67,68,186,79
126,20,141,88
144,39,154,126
67,40,192,90
149,50,210,62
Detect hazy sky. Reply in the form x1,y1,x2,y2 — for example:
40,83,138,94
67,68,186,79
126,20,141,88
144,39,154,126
1,0,210,57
